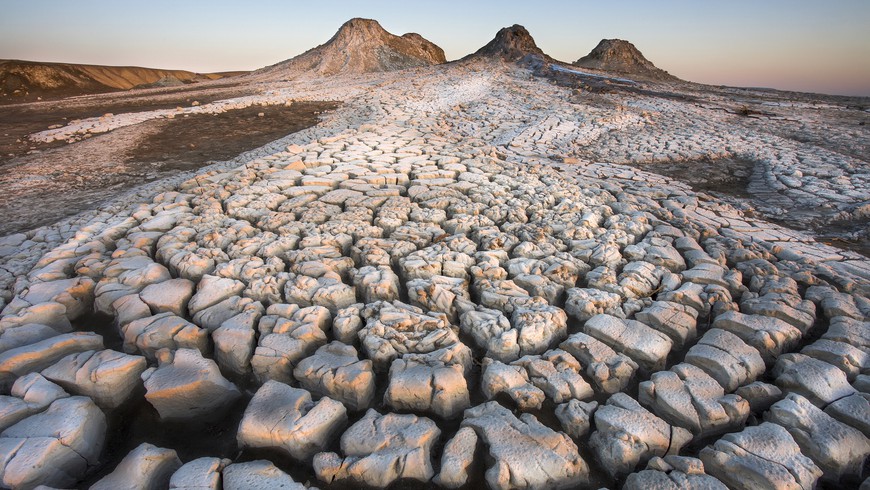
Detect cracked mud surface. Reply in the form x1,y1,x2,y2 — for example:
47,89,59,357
0,59,868,490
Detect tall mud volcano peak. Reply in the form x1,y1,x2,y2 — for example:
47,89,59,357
256,17,445,78
574,38,677,81
471,24,546,62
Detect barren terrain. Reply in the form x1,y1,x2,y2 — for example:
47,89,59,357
0,20,868,490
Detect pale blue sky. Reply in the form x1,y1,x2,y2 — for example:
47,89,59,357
2,0,869,95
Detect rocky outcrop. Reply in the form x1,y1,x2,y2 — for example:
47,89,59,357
573,39,677,81
469,25,546,62
256,18,445,79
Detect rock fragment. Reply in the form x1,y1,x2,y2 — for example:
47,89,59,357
90,442,182,490
700,422,822,490
141,348,240,421
462,401,589,489
314,409,440,487
238,380,347,461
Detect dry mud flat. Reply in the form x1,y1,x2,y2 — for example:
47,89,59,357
0,59,868,490
0,90,337,235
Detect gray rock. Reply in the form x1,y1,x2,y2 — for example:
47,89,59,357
564,287,623,322
461,401,589,489
358,301,458,369
735,382,783,413
0,373,68,432
433,426,478,488
766,393,870,482
20,277,95,321
684,328,765,392
774,353,857,407
187,275,245,318
212,310,260,376
623,456,728,490
121,313,208,362
590,393,692,478
314,409,441,487
294,341,375,411
555,399,598,439
0,331,104,390
41,349,146,409
584,314,673,373
639,363,749,437
801,339,869,381
712,311,802,364
222,460,306,490
141,348,240,421
700,422,822,490
169,457,230,490
635,300,699,349
90,442,182,490
384,343,471,418
0,396,106,489
510,304,569,357
238,380,347,461
559,331,638,393
825,393,870,436
139,278,195,317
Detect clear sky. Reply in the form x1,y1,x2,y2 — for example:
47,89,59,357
2,0,869,96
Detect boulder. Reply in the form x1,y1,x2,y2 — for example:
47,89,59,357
639,363,749,437
294,341,375,411
0,396,106,489
711,311,802,364
564,287,623,322
237,381,347,461
212,310,259,376
584,314,673,373
384,343,471,418
801,339,869,381
559,331,638,394
0,331,104,390
121,313,208,361
825,393,870,436
766,393,870,482
91,442,182,490
773,353,856,407
623,456,727,490
187,275,245,317
314,409,441,487
700,422,822,490
169,457,230,490
358,301,458,369
41,349,146,409
462,401,589,489
683,329,765,392
433,426,478,488
139,278,195,317
635,300,699,349
141,348,240,421
222,460,306,490
0,373,68,431
735,381,783,413
555,399,598,440
459,307,518,362
590,393,693,478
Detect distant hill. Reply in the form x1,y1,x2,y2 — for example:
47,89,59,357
0,59,244,102
255,18,445,79
465,24,554,64
573,39,677,81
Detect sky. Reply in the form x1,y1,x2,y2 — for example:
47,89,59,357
1,0,869,96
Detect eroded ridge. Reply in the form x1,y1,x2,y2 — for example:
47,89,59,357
0,60,868,489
